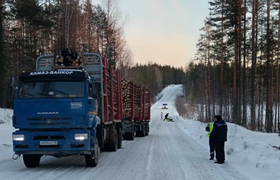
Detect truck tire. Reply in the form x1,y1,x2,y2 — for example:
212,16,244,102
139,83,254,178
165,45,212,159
136,130,145,137
122,133,127,140
117,126,122,149
108,124,118,151
145,123,150,136
143,123,147,136
23,154,41,168
85,137,100,167
123,132,134,140
129,132,134,140
97,127,104,151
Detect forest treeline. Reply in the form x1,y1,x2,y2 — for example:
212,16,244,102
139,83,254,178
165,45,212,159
0,0,185,108
3,0,277,133
185,0,280,133
0,0,134,107
123,63,186,100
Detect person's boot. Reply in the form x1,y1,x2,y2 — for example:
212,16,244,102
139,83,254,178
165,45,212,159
214,161,224,164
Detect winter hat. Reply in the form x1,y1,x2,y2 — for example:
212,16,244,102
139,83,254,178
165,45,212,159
214,115,222,121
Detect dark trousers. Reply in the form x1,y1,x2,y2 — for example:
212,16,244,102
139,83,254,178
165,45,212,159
209,140,215,158
215,142,225,163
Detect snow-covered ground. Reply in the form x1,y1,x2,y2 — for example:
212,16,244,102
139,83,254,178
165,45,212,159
0,85,279,180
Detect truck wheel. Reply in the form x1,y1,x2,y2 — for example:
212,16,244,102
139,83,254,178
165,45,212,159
129,132,134,140
123,133,134,140
127,132,134,140
136,131,145,137
143,124,147,136
23,154,41,168
108,124,118,151
143,128,147,137
97,127,104,151
145,123,150,136
117,127,122,149
123,133,127,140
85,137,100,167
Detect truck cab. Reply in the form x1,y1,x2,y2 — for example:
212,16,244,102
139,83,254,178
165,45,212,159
13,69,100,167
12,52,122,168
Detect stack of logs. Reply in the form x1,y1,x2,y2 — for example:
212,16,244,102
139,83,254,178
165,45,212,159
53,49,85,67
122,79,139,120
133,84,142,120
105,63,119,119
122,79,150,121
143,89,150,120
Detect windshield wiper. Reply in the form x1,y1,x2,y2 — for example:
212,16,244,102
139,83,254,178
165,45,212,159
52,90,70,97
36,93,51,97
22,93,35,97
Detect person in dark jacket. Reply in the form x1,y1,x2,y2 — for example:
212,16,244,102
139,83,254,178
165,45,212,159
211,115,227,164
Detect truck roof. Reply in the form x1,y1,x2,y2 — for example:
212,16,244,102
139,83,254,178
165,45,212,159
36,53,102,82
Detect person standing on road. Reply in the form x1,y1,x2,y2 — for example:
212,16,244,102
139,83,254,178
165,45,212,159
211,115,227,164
205,122,215,160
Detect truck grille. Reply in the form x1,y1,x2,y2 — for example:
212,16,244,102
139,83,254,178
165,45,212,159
27,117,71,120
27,117,71,126
39,145,60,148
33,135,65,140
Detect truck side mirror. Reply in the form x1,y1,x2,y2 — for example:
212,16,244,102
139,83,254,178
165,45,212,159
10,77,15,87
92,93,100,99
92,81,101,99
8,77,16,101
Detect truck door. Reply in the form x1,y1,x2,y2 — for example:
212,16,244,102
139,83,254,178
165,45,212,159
88,82,95,116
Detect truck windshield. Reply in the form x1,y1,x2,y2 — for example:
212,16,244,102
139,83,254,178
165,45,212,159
18,81,85,99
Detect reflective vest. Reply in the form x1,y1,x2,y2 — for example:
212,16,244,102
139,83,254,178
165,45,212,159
207,122,214,138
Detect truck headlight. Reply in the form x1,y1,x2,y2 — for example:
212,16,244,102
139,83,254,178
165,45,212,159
13,135,25,141
74,133,88,140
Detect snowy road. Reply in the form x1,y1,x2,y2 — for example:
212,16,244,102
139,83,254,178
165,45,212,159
0,85,248,180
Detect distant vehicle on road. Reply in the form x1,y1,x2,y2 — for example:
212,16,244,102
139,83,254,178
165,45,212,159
162,103,168,109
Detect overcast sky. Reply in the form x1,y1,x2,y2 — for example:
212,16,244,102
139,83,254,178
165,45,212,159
93,0,210,68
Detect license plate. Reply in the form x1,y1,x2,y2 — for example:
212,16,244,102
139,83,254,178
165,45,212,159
40,141,58,146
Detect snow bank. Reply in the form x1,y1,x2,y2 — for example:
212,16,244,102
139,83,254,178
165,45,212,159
161,84,280,180
0,109,15,163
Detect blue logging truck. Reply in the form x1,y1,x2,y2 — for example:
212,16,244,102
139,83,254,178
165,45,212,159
10,51,150,168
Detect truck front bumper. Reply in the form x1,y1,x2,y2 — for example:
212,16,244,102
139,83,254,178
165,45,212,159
13,129,95,156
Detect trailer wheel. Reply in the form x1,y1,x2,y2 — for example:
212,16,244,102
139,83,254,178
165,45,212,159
108,124,118,151
117,126,122,149
97,127,104,151
130,132,135,140
123,132,134,140
85,137,100,167
143,127,147,137
145,123,150,136
23,155,41,168
136,130,145,137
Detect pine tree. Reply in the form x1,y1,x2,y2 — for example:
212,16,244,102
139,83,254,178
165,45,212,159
251,0,257,130
0,0,7,107
208,0,229,116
